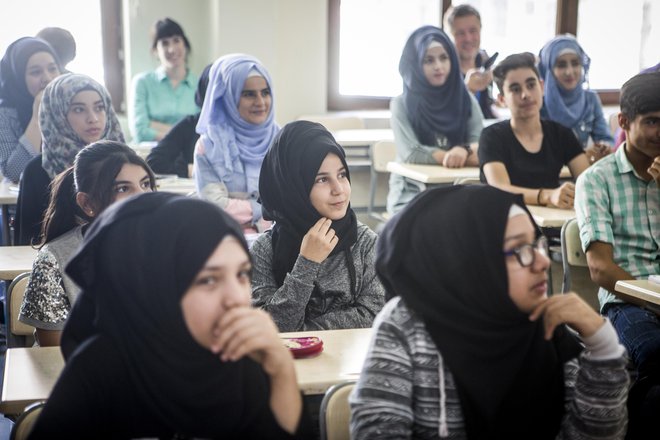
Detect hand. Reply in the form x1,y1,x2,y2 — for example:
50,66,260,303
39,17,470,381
31,90,44,119
212,307,293,377
548,182,575,209
585,143,612,164
464,68,492,93
529,292,605,340
442,146,469,168
300,217,338,263
648,156,660,186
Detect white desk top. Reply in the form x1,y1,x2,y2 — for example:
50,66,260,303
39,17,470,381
156,177,196,195
0,180,18,205
614,279,660,307
0,328,374,414
0,245,38,280
331,129,393,147
386,162,480,184
526,205,575,228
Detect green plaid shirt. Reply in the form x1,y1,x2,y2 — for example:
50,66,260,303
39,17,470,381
575,144,660,310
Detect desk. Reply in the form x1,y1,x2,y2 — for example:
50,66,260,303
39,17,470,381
526,206,575,228
615,280,660,309
0,246,37,281
0,328,374,414
156,177,196,195
331,129,393,148
0,181,18,245
386,162,479,185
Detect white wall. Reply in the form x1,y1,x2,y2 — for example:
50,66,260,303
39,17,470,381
123,0,328,125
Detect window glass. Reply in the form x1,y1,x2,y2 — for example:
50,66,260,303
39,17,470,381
339,0,441,97
0,1,104,86
578,0,660,90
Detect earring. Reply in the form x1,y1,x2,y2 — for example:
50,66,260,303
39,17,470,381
88,210,94,216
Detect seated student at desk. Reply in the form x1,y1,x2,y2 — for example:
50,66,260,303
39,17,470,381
388,25,483,214
19,141,155,347
575,72,660,439
479,53,590,209
31,193,311,438
251,121,385,332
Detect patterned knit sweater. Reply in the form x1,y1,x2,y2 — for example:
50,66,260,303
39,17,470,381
350,297,629,439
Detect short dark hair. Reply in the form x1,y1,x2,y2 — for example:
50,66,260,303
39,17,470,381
492,52,540,95
619,71,660,121
39,141,157,246
445,4,481,31
150,17,191,52
36,27,76,66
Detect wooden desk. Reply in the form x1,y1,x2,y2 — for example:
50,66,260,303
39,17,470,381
615,280,660,309
0,246,37,281
0,346,64,415
386,162,479,185
526,206,575,228
0,328,374,415
0,181,18,245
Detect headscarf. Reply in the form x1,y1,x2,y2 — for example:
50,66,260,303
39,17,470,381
196,54,279,181
376,185,582,439
400,26,472,147
0,37,61,130
538,34,592,129
259,120,358,287
39,73,124,179
64,192,269,436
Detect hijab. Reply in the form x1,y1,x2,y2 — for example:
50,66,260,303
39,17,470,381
0,37,61,130
40,73,124,179
376,185,582,439
538,34,593,129
64,192,269,436
196,54,279,181
400,26,472,147
259,120,358,287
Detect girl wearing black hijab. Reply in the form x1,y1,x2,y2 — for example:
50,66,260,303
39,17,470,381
251,120,384,332
388,26,483,214
30,193,311,439
0,37,61,182
350,185,629,439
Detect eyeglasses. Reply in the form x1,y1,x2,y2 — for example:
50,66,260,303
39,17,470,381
503,236,549,267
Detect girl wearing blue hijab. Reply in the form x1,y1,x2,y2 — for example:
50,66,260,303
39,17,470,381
388,26,483,214
538,34,613,163
194,53,278,232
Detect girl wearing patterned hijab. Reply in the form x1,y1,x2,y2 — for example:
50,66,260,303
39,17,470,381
539,34,613,161
194,53,279,233
15,73,124,245
251,120,384,332
351,185,629,439
0,36,61,182
388,25,483,214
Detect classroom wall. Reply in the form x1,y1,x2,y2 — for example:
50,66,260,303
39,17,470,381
122,0,328,126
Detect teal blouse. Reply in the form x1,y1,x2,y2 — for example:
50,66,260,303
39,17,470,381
129,66,199,142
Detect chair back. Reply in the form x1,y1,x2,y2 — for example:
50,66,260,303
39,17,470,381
297,115,365,131
7,272,35,348
9,401,44,440
453,177,481,186
319,381,356,440
367,141,396,222
561,218,588,292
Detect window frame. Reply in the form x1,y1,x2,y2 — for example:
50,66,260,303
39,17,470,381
327,0,618,110
100,0,125,113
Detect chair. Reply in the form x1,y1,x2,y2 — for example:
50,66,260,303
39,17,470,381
297,114,365,131
319,381,356,440
368,141,396,223
452,177,481,186
560,218,600,311
9,401,44,440
6,272,35,348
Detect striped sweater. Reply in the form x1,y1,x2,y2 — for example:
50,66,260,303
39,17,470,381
350,297,629,439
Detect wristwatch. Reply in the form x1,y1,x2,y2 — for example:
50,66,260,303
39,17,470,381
460,144,473,156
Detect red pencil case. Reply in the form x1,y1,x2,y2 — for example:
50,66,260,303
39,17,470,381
282,336,324,358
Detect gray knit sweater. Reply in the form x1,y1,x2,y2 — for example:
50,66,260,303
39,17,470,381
250,222,385,332
350,297,630,440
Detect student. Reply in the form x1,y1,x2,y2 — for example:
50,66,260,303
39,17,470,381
479,52,590,208
388,25,483,214
36,27,76,73
575,71,660,438
18,140,155,347
0,37,61,182
147,63,211,177
129,18,199,142
538,34,613,162
350,185,629,439
614,62,660,148
444,4,496,119
29,192,311,439
251,120,384,332
14,73,124,245
194,54,278,232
